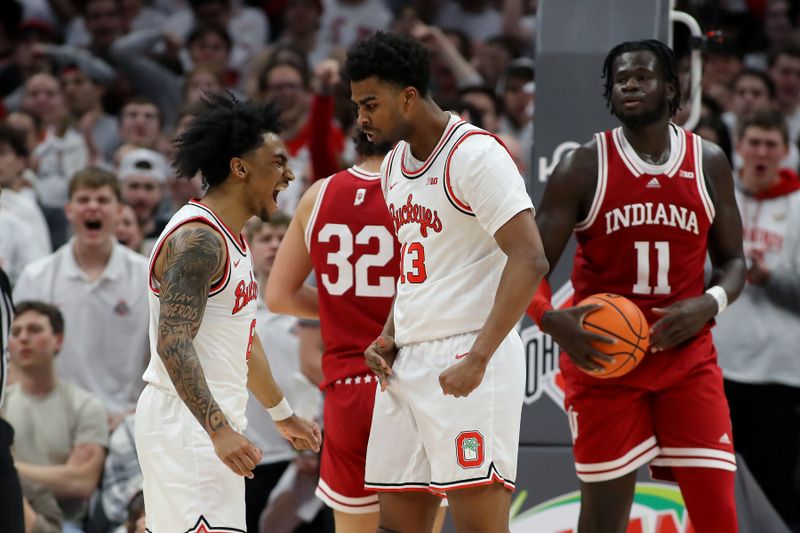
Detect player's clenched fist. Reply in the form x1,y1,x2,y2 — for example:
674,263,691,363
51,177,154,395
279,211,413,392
364,335,397,391
210,425,263,479
438,352,488,398
276,415,322,453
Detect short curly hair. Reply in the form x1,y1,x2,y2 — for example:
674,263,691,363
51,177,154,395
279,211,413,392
172,92,283,189
344,31,431,97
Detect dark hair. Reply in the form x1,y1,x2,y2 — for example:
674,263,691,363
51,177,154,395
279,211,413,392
443,29,472,60
186,22,232,51
694,115,732,163
345,31,431,97
602,39,682,116
122,97,162,127
768,41,800,69
443,99,484,129
259,56,310,92
69,166,122,200
15,301,64,335
172,92,284,188
0,1,23,41
485,35,521,60
459,85,501,113
353,130,392,158
738,108,789,145
733,68,776,100
0,123,29,158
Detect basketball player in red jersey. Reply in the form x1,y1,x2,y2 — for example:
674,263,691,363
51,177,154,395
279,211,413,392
530,40,747,533
266,133,436,533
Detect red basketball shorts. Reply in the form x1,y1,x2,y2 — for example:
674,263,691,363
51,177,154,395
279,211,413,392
561,332,736,483
316,373,379,514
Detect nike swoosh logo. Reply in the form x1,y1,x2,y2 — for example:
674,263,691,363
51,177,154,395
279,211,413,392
389,182,399,190
234,259,241,267
454,352,468,360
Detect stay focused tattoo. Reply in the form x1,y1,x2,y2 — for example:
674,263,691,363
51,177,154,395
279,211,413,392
156,226,228,435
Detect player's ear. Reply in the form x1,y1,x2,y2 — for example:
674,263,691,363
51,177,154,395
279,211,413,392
402,86,417,109
665,80,676,103
229,157,247,181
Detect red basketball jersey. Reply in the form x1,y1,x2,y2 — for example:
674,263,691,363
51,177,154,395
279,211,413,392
571,125,715,325
307,166,400,387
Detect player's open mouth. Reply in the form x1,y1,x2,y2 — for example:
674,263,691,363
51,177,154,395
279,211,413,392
273,181,289,202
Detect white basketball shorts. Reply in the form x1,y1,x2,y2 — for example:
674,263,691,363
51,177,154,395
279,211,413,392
135,384,246,532
364,330,525,494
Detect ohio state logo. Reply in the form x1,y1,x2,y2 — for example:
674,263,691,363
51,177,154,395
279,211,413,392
455,430,485,469
388,193,443,237
231,272,257,315
180,515,245,533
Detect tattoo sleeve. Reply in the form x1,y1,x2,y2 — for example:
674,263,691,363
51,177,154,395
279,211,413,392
156,226,228,435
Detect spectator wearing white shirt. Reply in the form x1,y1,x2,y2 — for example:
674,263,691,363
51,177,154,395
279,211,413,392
0,124,51,265
14,168,150,429
22,72,90,209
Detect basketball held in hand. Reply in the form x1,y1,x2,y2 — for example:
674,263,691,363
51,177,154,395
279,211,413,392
578,293,649,379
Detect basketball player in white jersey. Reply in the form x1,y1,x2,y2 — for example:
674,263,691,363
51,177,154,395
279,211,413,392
134,94,321,533
346,32,549,532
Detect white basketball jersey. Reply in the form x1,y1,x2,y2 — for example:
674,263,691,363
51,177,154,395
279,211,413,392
143,200,258,430
382,114,534,346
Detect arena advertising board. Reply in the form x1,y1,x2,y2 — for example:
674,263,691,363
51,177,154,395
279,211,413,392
510,483,692,533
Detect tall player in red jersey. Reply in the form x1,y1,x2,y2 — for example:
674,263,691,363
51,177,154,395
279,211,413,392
266,133,410,533
530,40,747,533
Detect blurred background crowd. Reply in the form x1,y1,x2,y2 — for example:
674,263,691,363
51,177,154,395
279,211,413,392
0,0,799,532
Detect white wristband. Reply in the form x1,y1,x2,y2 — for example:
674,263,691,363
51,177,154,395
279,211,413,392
705,285,728,316
267,397,293,421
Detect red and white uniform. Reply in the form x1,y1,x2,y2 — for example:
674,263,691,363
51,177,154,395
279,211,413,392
365,114,533,494
564,124,737,482
135,199,258,532
306,165,399,513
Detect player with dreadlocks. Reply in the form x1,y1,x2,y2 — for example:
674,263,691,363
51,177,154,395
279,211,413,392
134,93,321,532
527,40,746,532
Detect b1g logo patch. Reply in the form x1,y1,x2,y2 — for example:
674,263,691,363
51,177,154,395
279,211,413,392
455,430,484,469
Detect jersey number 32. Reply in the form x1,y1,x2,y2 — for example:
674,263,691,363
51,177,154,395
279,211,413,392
318,224,395,297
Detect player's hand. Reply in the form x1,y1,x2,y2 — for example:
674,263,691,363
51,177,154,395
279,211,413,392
276,415,322,453
210,425,262,479
747,250,771,285
650,296,717,352
313,59,341,94
541,305,616,373
364,335,397,391
438,353,487,397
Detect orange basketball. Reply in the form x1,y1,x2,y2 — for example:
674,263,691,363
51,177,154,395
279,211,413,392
577,293,649,379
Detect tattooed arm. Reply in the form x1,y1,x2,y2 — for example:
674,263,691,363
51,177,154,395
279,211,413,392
154,223,262,478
